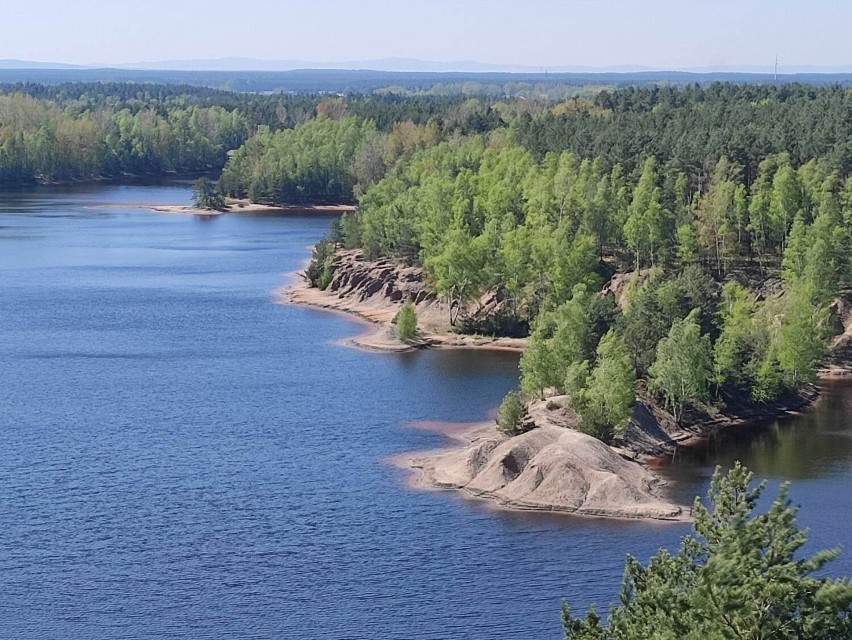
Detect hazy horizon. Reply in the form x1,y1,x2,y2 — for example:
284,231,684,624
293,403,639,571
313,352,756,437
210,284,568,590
4,0,851,72
4,56,852,75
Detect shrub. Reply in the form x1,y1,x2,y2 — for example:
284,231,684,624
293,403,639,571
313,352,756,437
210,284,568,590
395,299,418,341
496,390,526,436
305,238,336,289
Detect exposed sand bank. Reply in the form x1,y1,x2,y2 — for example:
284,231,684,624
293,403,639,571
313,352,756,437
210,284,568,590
150,200,357,217
392,397,687,521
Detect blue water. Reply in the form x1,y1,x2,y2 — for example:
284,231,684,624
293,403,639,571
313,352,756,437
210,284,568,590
0,183,850,639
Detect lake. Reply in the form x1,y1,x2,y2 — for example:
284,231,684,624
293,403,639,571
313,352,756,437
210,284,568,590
0,183,850,639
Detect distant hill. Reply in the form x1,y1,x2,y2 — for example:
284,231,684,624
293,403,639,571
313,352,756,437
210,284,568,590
114,57,536,73
2,63,852,94
0,59,85,70
2,57,852,75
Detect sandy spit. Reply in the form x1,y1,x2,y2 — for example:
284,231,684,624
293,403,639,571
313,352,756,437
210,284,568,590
150,200,357,217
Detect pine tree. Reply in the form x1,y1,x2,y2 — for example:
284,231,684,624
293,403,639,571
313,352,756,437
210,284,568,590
562,463,852,640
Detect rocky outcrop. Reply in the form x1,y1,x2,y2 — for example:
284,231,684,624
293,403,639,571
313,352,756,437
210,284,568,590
411,397,684,520
824,291,852,375
280,249,527,352
325,251,436,306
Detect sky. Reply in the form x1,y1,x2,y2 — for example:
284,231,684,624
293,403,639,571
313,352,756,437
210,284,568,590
4,0,850,70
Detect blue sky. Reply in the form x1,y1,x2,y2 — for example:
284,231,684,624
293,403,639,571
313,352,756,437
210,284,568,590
5,0,849,69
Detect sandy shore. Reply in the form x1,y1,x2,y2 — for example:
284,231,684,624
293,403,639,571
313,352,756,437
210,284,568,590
388,401,689,522
150,200,357,217
279,275,527,354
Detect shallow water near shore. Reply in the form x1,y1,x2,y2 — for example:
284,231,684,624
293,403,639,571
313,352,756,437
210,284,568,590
1,183,851,639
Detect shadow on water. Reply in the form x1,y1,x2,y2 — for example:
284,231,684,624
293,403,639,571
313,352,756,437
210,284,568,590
657,378,852,506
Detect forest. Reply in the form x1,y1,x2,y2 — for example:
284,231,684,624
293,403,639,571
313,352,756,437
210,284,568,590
0,84,495,185
267,83,852,442
3,81,851,441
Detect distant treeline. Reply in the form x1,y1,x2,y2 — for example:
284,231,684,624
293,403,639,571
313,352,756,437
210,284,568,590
511,83,852,178
3,67,852,94
0,85,500,185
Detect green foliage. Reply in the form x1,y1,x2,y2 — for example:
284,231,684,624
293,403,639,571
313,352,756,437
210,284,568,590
191,177,225,210
424,224,489,325
570,331,637,443
562,463,852,640
218,117,377,204
649,309,713,421
0,91,250,184
713,282,757,389
619,268,718,377
776,283,825,387
305,238,337,290
624,157,670,268
496,390,526,436
520,285,607,397
394,299,418,341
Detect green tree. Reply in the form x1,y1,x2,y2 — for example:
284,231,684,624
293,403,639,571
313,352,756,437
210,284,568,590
649,309,712,421
305,237,337,289
713,282,756,389
496,390,526,436
395,298,418,341
769,161,801,253
191,177,225,210
624,157,662,269
776,284,824,387
519,285,602,397
695,157,740,274
574,331,636,442
424,224,488,326
562,463,852,640
519,312,560,397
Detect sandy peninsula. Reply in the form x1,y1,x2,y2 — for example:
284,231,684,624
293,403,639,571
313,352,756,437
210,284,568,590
393,397,687,521
279,246,840,521
150,200,357,217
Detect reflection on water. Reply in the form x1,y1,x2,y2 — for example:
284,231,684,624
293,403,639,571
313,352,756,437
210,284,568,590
657,379,852,568
664,379,852,481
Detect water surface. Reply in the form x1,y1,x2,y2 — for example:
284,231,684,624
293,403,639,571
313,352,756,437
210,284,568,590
0,184,850,639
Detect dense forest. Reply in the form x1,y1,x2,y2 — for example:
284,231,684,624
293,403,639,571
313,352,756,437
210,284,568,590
0,84,501,185
264,83,852,442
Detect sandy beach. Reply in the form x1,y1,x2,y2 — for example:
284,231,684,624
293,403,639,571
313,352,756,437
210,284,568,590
150,200,357,217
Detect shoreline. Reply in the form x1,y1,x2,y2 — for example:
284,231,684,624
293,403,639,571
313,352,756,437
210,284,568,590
276,250,834,522
278,273,527,354
150,200,357,217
